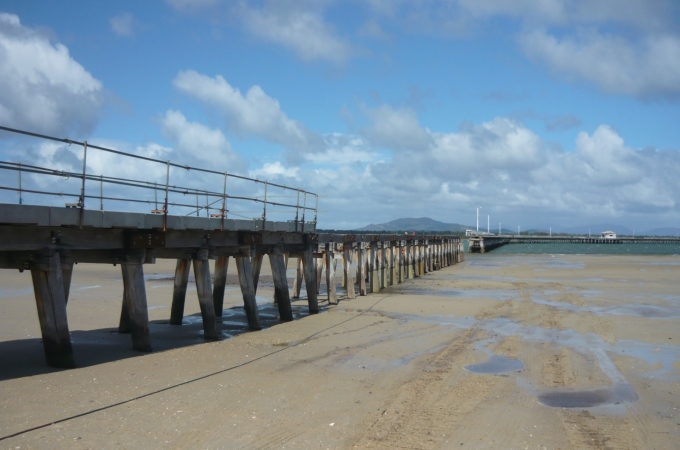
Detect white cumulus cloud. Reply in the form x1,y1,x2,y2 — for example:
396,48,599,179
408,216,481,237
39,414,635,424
0,13,103,137
173,70,323,153
110,13,136,37
520,28,680,98
159,109,245,172
238,3,353,64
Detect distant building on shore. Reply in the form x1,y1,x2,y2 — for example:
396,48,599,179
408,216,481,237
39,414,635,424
601,231,617,239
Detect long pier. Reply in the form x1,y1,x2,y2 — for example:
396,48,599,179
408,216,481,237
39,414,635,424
0,204,463,368
468,235,680,253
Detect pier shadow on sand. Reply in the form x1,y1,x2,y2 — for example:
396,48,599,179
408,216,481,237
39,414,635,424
0,301,323,381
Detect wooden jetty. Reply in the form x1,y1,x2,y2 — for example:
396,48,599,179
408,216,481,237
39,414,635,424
0,125,467,368
468,235,680,253
0,204,463,368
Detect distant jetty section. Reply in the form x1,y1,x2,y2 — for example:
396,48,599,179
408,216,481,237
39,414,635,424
467,234,680,253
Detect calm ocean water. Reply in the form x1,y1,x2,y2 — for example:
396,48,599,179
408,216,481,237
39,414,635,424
465,241,680,255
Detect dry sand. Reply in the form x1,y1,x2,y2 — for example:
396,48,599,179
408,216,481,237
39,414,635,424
0,253,679,449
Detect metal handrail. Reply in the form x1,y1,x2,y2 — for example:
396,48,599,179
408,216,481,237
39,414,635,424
0,125,318,227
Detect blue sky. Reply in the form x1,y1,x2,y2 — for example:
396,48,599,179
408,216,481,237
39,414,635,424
1,0,679,230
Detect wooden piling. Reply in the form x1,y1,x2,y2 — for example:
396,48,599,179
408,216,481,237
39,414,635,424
369,242,380,293
235,255,262,330
292,257,303,298
301,250,319,314
358,247,367,296
251,253,264,295
213,255,229,317
413,240,423,277
30,253,75,368
315,252,324,294
325,243,338,304
387,242,394,286
343,246,356,299
61,260,73,305
170,259,191,325
118,290,131,334
193,256,220,340
121,262,152,352
270,252,293,321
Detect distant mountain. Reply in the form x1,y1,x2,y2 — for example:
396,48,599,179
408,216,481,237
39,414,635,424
356,217,471,232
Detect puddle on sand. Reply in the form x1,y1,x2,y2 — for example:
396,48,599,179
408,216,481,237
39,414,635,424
538,383,638,408
465,354,524,374
531,295,680,319
465,256,584,270
392,287,515,301
429,274,517,282
144,273,175,281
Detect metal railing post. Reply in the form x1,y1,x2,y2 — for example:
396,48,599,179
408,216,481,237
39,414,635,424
262,181,268,231
78,141,88,226
221,172,227,231
294,189,300,232
100,174,103,210
314,194,318,224
163,160,170,231
301,192,307,233
18,162,22,205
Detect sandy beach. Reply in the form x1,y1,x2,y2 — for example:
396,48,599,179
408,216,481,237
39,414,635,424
0,253,679,449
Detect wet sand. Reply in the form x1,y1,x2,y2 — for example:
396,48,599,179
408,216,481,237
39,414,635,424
0,254,679,449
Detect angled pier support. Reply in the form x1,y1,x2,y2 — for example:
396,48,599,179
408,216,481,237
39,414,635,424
120,262,152,352
357,247,367,296
213,255,229,317
170,259,191,325
343,245,356,299
251,254,264,295
193,254,220,340
270,252,293,322
301,250,319,314
235,255,262,330
30,253,75,368
369,242,380,293
325,243,338,304
291,257,303,299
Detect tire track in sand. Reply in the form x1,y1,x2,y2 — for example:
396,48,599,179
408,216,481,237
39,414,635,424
351,328,501,449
